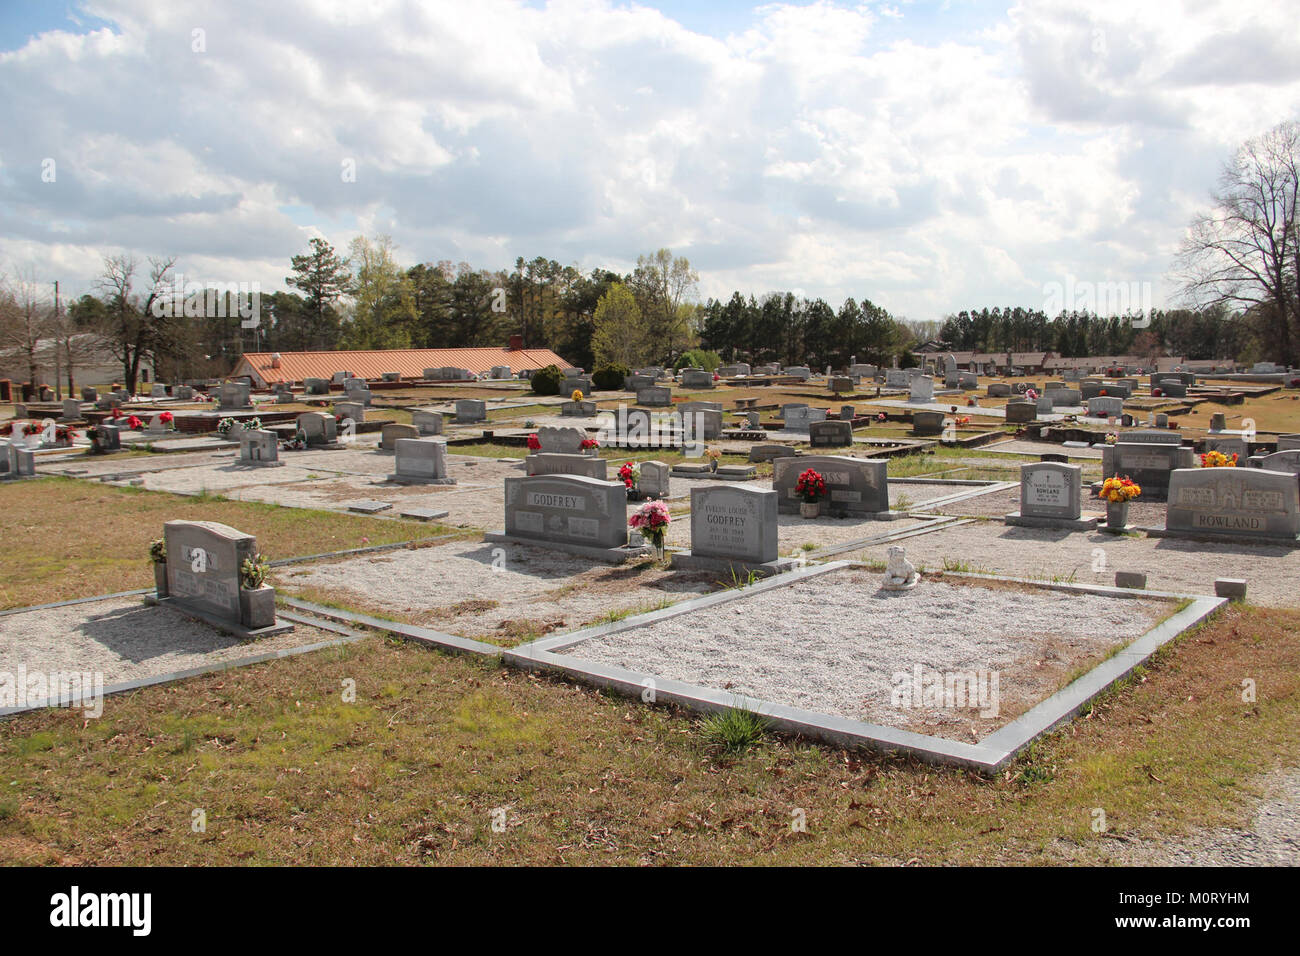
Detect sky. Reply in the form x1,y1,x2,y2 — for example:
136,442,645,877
0,0,1298,321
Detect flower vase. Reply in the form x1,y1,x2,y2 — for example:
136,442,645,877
1105,500,1129,531
800,500,820,519
154,561,169,598
650,533,665,562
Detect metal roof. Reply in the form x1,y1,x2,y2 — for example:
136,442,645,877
231,348,572,386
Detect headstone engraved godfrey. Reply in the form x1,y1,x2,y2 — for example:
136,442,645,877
1005,461,1098,530
670,485,794,577
159,520,291,635
487,474,647,562
1163,468,1300,543
389,438,456,484
772,455,891,518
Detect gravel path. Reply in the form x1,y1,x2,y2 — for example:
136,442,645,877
564,570,1167,739
843,521,1300,604
1076,768,1300,866
0,596,337,688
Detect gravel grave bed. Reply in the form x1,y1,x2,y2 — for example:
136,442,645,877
842,520,1300,605
561,569,1171,740
0,596,340,687
276,538,716,644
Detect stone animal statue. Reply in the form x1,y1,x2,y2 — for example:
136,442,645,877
882,546,920,590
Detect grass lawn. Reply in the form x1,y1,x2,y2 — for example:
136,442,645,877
0,600,1294,865
0,478,454,611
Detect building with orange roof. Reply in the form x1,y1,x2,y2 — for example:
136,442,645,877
229,346,572,387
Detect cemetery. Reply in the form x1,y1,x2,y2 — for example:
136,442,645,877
4,357,1300,865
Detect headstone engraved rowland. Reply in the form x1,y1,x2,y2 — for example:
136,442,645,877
160,520,291,635
772,455,890,517
488,474,643,561
390,437,456,484
1164,468,1300,542
1006,461,1097,529
411,409,444,435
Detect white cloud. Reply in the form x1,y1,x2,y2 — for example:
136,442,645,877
0,0,1296,321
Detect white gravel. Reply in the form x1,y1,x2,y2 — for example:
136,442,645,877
564,570,1167,738
0,596,338,687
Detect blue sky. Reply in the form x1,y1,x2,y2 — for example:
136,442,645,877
1,0,1297,319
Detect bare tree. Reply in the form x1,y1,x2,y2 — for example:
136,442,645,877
94,253,177,393
1176,120,1300,365
0,267,55,388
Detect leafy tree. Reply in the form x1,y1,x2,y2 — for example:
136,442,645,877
342,235,416,350
286,238,349,350
628,249,698,364
591,283,648,368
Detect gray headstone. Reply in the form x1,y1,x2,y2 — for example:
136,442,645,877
1203,436,1247,461
1088,397,1124,418
503,474,628,549
392,437,455,484
689,485,778,564
90,423,121,454
305,378,330,395
537,426,587,454
163,520,256,625
334,401,365,424
380,422,419,450
680,368,714,389
1166,468,1300,541
1005,401,1036,424
809,420,854,447
638,460,670,499
772,455,888,516
411,409,444,435
1019,461,1082,520
525,453,608,480
297,411,338,446
218,382,252,409
912,410,945,435
1275,434,1300,451
81,386,98,402
1103,442,1195,499
637,386,672,407
455,399,487,423
238,429,279,463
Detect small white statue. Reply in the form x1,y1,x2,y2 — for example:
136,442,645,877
882,546,920,591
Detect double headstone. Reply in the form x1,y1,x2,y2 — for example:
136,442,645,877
772,455,888,517
499,474,628,550
637,386,672,407
1102,442,1195,499
809,420,853,448
1005,401,1036,423
680,368,714,389
1166,468,1300,542
161,520,285,632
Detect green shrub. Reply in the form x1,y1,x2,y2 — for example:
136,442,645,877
530,364,564,396
674,349,722,373
592,363,630,391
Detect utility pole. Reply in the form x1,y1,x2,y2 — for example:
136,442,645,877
53,280,61,401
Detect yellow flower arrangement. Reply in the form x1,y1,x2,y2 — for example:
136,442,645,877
1099,476,1141,503
571,389,584,401
1200,450,1237,468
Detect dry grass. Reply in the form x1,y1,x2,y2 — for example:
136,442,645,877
0,600,1295,865
0,477,453,610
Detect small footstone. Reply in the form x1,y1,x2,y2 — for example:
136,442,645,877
1114,571,1147,589
1215,578,1247,601
400,507,449,522
346,499,393,514
716,464,757,480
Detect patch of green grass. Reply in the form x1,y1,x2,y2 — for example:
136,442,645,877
698,704,770,753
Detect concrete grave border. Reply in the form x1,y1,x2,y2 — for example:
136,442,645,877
506,565,1225,774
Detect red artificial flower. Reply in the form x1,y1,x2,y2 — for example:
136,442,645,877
526,433,541,450
159,411,174,423
126,415,143,430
